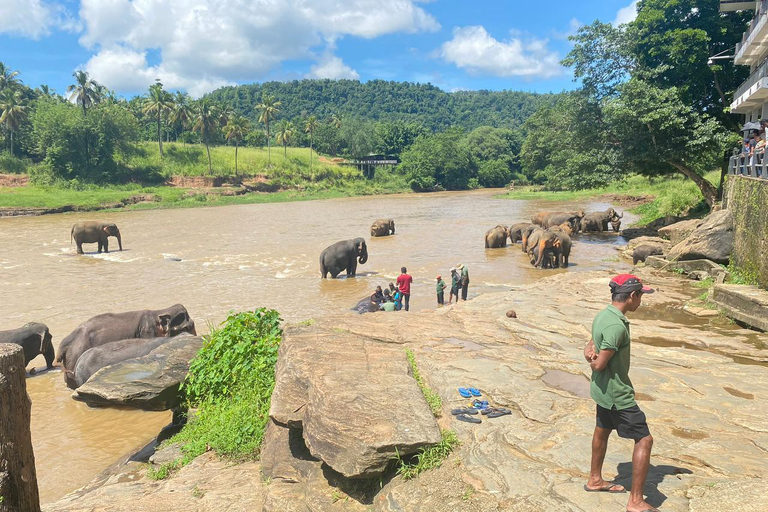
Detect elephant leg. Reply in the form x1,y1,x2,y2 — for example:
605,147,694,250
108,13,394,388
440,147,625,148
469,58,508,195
103,238,109,253
330,269,341,278
348,259,357,277
76,241,84,254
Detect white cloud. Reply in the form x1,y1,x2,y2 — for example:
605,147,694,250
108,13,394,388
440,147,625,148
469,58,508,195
0,0,75,39
440,26,564,79
76,0,439,96
308,54,360,80
613,1,639,26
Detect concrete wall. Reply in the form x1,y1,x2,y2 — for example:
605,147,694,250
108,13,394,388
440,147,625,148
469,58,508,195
724,175,768,289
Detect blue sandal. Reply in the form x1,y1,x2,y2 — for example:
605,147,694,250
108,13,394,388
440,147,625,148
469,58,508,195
469,387,482,397
458,387,472,398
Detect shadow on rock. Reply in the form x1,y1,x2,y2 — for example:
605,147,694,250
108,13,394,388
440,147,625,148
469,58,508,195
615,462,693,508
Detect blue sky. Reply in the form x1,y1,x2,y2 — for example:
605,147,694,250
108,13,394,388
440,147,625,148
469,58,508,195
0,0,638,98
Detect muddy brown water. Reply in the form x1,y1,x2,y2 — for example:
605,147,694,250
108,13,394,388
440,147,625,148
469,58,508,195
0,190,633,503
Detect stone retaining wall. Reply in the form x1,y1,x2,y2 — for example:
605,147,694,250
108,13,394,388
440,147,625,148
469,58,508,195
724,175,768,289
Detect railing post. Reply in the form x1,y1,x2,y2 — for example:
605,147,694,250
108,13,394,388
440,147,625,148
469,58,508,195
0,344,41,512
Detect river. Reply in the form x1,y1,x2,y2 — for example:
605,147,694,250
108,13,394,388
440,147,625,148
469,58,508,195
0,189,634,503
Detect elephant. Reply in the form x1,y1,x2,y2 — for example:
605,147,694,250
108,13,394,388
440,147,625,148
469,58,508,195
521,225,542,253
370,219,395,237
71,221,123,254
56,304,196,388
611,211,624,232
529,243,557,269
632,244,664,265
531,211,555,226
548,222,573,236
542,211,585,230
74,335,185,388
508,222,534,244
485,225,509,248
319,238,368,278
526,229,562,268
550,230,572,267
579,208,618,233
0,322,55,371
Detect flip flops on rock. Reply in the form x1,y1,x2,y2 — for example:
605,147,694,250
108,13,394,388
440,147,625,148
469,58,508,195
455,414,482,424
481,407,512,418
458,387,482,398
452,390,510,425
451,407,479,415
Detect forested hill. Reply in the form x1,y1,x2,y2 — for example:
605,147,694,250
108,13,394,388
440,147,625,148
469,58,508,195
206,79,555,131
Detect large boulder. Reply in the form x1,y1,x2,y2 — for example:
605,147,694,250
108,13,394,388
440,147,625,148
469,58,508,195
269,325,441,478
667,210,734,264
73,335,203,410
658,219,704,245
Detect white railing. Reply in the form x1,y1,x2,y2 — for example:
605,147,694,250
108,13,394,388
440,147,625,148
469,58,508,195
736,0,768,57
734,54,768,100
729,151,768,178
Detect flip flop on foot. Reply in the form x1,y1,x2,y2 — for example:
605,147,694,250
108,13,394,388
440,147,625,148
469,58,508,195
451,407,479,415
455,414,481,424
468,387,482,397
458,387,472,398
583,483,626,493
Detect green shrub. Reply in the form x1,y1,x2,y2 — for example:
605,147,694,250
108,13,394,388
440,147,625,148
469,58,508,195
405,348,442,417
396,429,459,480
0,151,30,174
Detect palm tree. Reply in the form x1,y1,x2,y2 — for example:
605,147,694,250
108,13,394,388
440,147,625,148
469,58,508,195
222,114,250,177
67,70,102,116
275,120,294,158
143,81,173,157
330,113,343,129
0,89,28,156
0,63,22,91
257,94,281,165
304,115,319,172
192,99,220,174
170,91,193,144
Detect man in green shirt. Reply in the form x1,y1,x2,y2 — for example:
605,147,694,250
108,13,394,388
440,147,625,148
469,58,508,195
583,274,657,512
435,275,447,305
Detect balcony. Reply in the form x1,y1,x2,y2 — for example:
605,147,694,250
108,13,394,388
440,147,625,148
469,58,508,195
734,0,768,66
721,0,757,12
730,56,768,112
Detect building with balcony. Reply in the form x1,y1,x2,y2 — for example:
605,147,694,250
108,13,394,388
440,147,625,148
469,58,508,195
726,0,768,120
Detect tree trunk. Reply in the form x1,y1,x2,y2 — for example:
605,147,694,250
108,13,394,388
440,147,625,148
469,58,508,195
9,130,13,157
712,69,727,109
266,123,271,165
309,134,313,173
205,141,212,175
0,344,41,512
669,161,718,207
235,143,238,177
157,114,164,158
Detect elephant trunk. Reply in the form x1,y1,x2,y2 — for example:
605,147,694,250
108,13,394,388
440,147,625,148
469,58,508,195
116,229,123,251
358,244,368,265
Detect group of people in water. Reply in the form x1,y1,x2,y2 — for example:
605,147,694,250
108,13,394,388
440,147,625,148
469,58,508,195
368,264,470,313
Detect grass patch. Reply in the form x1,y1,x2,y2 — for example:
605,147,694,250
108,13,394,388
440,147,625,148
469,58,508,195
726,262,761,286
147,460,181,481
395,429,460,480
149,309,282,479
405,348,442,417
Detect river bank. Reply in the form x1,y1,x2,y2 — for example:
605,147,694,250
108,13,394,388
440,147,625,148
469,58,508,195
43,266,768,512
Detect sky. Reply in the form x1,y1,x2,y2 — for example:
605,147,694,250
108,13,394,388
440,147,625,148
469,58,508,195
0,0,639,98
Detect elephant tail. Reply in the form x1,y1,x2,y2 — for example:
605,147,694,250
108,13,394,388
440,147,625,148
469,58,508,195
71,225,74,245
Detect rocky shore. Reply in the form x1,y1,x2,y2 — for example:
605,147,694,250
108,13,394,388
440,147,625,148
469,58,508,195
43,267,768,512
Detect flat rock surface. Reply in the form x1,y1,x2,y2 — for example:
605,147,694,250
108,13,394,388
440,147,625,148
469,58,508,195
73,335,203,410
270,325,442,478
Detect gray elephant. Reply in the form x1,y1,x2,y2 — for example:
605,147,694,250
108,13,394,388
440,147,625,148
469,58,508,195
550,230,572,267
74,335,184,388
71,221,123,254
485,225,509,248
0,322,55,371
319,238,368,278
56,304,196,388
370,219,395,237
611,211,624,232
508,222,534,244
633,244,664,265
542,211,585,230
529,243,557,268
579,208,618,233
521,225,542,252
526,229,562,268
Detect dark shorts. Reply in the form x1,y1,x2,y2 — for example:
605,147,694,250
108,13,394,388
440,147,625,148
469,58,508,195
596,404,650,440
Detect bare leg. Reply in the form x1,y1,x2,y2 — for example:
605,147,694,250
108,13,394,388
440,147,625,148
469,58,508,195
587,426,624,490
626,435,654,512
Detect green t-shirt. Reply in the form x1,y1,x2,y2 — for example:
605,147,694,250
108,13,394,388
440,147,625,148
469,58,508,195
436,278,446,293
380,302,396,312
590,305,636,410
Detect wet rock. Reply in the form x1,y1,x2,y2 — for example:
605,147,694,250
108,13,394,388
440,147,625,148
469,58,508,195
712,284,768,332
658,219,703,245
73,335,203,410
75,336,178,388
270,325,441,478
667,210,734,264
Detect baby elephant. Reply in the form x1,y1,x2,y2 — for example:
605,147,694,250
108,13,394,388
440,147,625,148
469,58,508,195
71,221,123,254
632,244,664,265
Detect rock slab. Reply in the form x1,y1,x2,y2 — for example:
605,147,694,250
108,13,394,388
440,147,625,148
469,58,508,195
712,284,768,331
658,219,703,245
73,335,203,410
667,209,734,264
269,325,441,478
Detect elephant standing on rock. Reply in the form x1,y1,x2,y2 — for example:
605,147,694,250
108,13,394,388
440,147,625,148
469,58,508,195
71,221,123,254
56,304,196,388
633,244,664,265
370,219,395,237
508,223,534,244
320,238,368,278
0,322,55,372
485,225,509,248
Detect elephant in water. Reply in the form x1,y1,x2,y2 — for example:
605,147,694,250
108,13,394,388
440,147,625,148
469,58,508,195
370,219,395,237
508,222,534,244
71,221,123,254
526,229,562,268
56,304,196,388
485,225,509,248
0,322,55,372
319,238,368,278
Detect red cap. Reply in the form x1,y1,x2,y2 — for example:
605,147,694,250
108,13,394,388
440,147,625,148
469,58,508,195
610,274,654,294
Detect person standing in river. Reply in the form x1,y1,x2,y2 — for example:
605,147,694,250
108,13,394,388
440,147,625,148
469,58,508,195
448,267,460,304
435,274,447,305
583,274,657,512
457,263,469,301
396,266,413,311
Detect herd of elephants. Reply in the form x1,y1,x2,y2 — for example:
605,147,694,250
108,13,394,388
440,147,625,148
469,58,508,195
0,208,623,394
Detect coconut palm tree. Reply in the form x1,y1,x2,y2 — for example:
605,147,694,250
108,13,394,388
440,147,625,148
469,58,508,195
330,113,343,130
222,114,250,177
0,89,28,156
143,81,173,157
0,63,22,91
67,70,102,116
170,91,193,144
275,120,294,158
304,115,319,172
257,94,281,165
192,99,220,174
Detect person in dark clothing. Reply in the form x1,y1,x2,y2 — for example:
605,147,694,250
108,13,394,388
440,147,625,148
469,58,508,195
448,267,460,304
457,263,469,301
